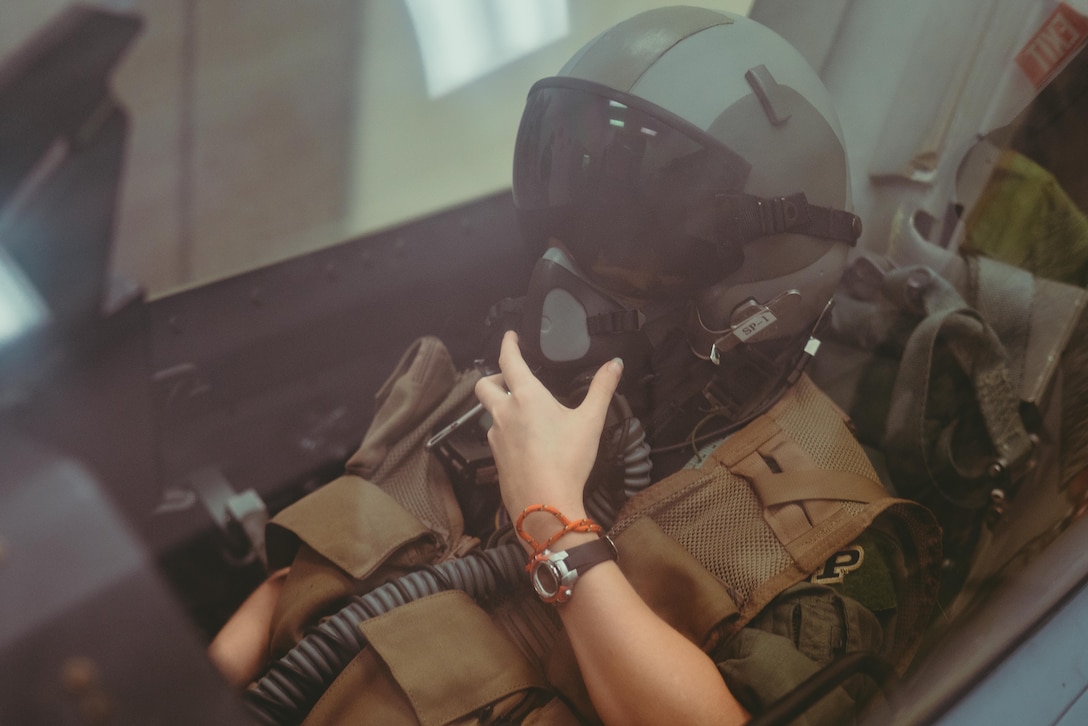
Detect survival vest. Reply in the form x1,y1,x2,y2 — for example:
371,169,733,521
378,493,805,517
252,337,942,726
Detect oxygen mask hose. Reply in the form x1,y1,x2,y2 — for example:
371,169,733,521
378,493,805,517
243,543,526,725
245,390,651,725
584,411,653,527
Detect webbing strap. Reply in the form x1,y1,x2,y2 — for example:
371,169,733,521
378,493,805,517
732,450,813,546
883,266,1034,507
760,430,834,526
715,192,862,247
718,406,889,555
702,412,781,470
762,430,815,471
748,469,890,507
968,255,1033,390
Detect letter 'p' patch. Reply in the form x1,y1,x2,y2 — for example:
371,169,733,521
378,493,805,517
811,545,865,585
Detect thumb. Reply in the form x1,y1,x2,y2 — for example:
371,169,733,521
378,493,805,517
579,358,624,420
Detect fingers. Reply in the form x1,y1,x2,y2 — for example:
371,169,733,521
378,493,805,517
476,330,522,410
496,330,535,390
480,329,623,425
580,357,623,420
474,373,508,410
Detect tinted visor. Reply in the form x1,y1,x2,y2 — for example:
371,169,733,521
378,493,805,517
513,77,751,299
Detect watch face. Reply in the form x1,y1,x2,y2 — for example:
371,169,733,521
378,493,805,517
532,561,561,598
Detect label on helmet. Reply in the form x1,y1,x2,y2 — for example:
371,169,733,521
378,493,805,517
735,310,777,342
1016,3,1088,89
711,309,779,363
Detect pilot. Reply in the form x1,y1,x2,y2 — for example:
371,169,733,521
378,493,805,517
215,8,942,725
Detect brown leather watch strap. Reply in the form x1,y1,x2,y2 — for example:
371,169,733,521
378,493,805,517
562,535,618,574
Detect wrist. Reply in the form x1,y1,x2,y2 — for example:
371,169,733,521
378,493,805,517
529,534,619,605
530,529,598,555
515,506,587,549
513,504,601,559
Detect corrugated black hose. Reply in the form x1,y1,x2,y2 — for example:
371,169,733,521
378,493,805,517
243,413,652,725
243,543,527,725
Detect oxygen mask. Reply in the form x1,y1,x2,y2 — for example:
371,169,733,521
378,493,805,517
517,246,663,394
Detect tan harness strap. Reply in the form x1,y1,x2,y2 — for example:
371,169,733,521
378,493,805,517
748,469,890,508
759,431,843,533
731,450,813,546
703,413,781,469
761,430,816,471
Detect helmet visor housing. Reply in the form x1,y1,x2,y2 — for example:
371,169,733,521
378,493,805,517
513,77,752,300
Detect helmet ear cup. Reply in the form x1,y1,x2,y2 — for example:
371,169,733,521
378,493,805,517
716,244,745,280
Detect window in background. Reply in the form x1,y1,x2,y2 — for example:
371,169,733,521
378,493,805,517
0,248,48,347
406,0,569,98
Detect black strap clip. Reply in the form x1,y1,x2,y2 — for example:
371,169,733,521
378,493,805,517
757,193,810,235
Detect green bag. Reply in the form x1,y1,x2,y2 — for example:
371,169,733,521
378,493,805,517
818,251,1088,603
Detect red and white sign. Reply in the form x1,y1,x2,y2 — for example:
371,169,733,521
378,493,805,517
1016,2,1088,88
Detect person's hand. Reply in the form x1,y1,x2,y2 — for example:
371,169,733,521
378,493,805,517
475,330,623,544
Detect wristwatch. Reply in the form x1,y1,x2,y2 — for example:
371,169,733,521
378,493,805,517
529,535,618,604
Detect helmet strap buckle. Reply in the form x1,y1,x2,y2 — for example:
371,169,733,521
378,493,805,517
716,192,861,247
757,193,808,236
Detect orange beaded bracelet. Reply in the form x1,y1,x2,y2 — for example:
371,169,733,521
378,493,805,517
514,504,602,571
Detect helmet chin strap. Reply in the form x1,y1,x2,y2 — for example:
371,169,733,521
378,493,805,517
686,192,862,250
720,192,862,246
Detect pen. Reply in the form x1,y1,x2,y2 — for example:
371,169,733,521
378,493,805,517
424,401,486,451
